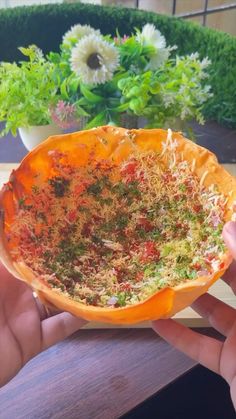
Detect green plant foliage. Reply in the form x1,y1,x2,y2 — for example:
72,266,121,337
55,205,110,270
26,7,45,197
0,46,58,136
0,3,235,127
47,23,211,131
118,53,212,128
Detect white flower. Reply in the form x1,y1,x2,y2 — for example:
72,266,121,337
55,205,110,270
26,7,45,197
136,23,174,69
63,24,101,46
188,52,200,61
147,48,170,70
200,57,211,69
70,34,119,85
137,23,166,50
187,53,211,72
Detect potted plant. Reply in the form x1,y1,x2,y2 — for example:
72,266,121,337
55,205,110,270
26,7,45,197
48,23,212,135
0,24,212,147
0,46,61,150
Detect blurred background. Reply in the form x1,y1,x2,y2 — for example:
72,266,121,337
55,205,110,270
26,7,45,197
1,0,236,36
0,0,235,163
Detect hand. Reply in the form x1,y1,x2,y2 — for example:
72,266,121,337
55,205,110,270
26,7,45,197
152,221,236,410
0,262,86,388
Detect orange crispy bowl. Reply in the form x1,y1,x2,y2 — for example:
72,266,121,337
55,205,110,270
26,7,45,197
0,126,236,324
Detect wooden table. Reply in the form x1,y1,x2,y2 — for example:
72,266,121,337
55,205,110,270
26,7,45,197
0,329,204,419
0,163,235,418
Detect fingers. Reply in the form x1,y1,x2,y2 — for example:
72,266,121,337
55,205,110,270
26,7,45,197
33,292,61,321
41,312,87,351
152,319,223,374
192,293,235,336
223,222,236,294
222,261,236,295
223,221,236,259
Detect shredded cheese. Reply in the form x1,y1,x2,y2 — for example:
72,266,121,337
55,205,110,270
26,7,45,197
7,132,229,308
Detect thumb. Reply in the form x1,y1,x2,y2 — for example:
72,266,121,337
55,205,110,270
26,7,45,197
223,221,236,259
41,312,87,351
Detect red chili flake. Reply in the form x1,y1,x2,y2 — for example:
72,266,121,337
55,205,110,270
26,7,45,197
75,184,86,195
186,185,193,193
183,180,193,192
67,210,77,223
174,194,181,201
138,217,153,232
175,222,188,232
136,169,145,182
120,160,138,182
33,247,44,257
60,226,68,235
124,227,133,237
78,198,89,208
20,226,32,241
193,204,202,213
219,262,225,269
141,241,160,262
93,214,102,223
162,232,167,240
34,224,43,235
82,222,91,236
114,267,126,283
129,241,140,253
205,254,216,265
162,172,173,182
193,262,202,270
207,254,215,261
95,159,113,171
119,282,131,292
136,272,144,282
75,180,92,195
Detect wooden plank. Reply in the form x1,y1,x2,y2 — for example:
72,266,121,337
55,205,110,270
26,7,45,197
0,329,197,419
1,163,235,328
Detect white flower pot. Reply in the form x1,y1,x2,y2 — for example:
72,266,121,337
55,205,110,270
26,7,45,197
19,124,62,151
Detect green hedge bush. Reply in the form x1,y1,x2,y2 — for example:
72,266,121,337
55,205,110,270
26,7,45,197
0,2,235,127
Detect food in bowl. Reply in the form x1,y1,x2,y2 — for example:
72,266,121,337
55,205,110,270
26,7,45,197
0,127,235,323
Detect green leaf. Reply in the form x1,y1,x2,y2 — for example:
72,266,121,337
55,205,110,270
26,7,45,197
111,102,130,112
84,111,106,129
80,84,104,104
149,82,160,94
107,97,120,107
18,46,30,57
47,52,61,64
126,86,141,98
117,78,129,90
75,104,90,117
60,79,69,99
76,97,89,106
59,62,70,72
68,76,80,94
111,71,129,84
0,50,59,135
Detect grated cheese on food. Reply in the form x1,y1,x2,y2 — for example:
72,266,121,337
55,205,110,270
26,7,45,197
7,132,229,308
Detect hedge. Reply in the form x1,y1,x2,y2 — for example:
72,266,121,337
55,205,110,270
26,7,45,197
0,2,235,127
